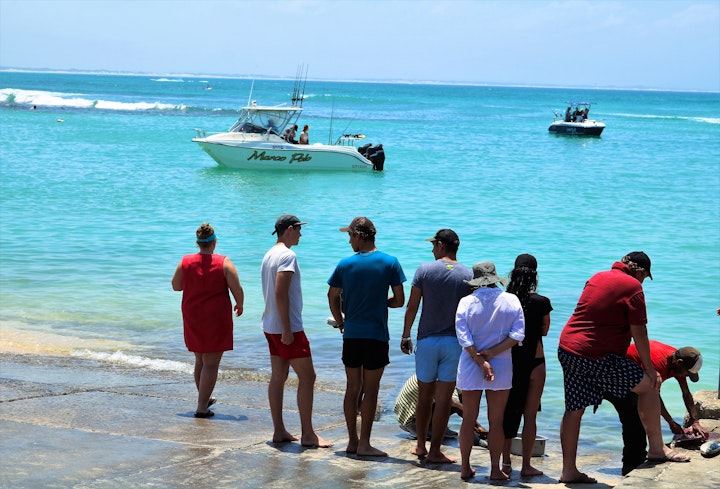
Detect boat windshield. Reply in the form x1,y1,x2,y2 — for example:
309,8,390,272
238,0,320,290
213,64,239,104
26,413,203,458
229,107,301,136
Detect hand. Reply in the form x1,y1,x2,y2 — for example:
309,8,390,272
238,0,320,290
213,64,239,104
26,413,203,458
281,330,294,345
670,421,684,435
400,338,413,355
481,359,494,382
691,421,710,440
234,304,243,317
646,368,662,392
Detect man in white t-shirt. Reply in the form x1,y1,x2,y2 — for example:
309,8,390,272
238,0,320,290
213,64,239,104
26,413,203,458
261,214,332,448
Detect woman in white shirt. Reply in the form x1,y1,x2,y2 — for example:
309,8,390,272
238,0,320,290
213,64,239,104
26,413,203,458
455,262,525,481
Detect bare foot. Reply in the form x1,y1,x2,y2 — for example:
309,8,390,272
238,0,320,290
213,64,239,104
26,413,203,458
272,430,299,443
301,433,334,448
559,471,597,484
520,466,544,477
411,446,428,458
490,468,510,481
426,451,456,464
356,445,388,457
460,467,476,480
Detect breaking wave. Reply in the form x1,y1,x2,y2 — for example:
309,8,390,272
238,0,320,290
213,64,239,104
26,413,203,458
72,350,194,374
608,112,720,124
0,87,186,112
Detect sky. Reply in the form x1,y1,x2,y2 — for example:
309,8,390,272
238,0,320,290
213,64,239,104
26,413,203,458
1,0,719,91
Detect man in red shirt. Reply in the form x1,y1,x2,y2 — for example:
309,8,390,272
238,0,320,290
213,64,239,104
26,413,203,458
605,342,707,473
558,252,690,484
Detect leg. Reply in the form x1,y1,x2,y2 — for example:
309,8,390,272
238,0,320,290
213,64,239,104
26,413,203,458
289,356,332,448
501,438,512,475
426,380,457,463
344,366,363,453
459,390,481,480
560,408,593,483
193,352,202,392
633,374,689,461
486,389,511,481
413,379,435,458
356,366,387,457
269,355,297,442
520,361,545,477
605,392,647,475
195,352,223,414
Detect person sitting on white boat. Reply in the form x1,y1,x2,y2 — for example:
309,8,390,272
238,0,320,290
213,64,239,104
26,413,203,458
284,124,299,144
299,125,310,145
565,107,572,122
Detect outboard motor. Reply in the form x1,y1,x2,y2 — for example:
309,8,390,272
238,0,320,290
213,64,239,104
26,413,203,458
358,143,372,157
366,144,385,171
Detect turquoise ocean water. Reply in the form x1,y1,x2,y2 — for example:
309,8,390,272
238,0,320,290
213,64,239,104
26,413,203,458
1,71,719,452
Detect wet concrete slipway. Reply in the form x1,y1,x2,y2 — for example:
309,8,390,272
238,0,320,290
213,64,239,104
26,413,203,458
1,353,718,488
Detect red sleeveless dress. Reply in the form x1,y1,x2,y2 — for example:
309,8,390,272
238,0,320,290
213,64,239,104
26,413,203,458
181,253,233,352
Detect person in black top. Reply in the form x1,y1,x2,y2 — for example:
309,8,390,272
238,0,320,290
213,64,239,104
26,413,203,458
501,254,552,477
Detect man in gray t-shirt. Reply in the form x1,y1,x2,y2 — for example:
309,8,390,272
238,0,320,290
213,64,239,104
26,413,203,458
401,229,472,463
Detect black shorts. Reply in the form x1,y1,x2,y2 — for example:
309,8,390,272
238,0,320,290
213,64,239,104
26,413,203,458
342,338,389,370
558,347,644,412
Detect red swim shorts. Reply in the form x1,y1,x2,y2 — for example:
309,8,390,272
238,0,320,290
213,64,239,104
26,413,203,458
264,331,312,360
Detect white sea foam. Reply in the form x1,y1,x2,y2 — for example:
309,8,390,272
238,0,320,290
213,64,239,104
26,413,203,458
72,350,193,374
608,112,720,124
0,88,184,111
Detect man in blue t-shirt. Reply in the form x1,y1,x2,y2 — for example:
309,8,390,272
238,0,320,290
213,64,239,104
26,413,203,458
401,228,472,464
328,216,406,457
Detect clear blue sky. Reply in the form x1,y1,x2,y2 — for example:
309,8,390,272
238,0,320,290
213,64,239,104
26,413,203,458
1,0,718,91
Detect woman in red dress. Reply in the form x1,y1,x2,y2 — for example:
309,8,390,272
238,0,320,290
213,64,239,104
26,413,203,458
172,223,244,417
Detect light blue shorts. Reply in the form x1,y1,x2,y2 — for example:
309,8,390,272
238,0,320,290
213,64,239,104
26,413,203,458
415,336,462,383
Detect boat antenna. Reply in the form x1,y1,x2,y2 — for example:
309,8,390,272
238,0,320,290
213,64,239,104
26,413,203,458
247,80,254,107
328,98,335,145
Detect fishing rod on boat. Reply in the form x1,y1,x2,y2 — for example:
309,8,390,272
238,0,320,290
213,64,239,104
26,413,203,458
247,80,255,108
292,64,308,107
328,98,335,145
299,65,307,108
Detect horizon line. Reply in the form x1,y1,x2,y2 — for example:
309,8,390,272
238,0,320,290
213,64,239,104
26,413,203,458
1,66,718,94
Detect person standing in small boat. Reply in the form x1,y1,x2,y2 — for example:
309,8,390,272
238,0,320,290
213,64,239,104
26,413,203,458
501,254,552,477
299,125,310,145
171,223,244,418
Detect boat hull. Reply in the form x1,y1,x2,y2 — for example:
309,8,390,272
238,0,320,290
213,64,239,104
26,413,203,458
548,120,605,136
193,138,375,171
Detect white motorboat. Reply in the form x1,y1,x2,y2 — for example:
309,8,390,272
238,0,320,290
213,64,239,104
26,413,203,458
192,77,384,171
548,101,605,136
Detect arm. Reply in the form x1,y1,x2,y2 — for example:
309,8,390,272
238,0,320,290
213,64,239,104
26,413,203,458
171,262,183,291
223,257,244,317
629,324,661,391
388,283,405,308
401,286,421,354
479,337,520,362
275,271,294,344
541,313,550,336
327,286,344,333
678,378,709,438
454,304,493,377
659,394,683,434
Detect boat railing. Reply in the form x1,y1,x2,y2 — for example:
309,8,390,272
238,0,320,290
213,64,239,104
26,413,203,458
194,128,207,138
335,134,366,147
